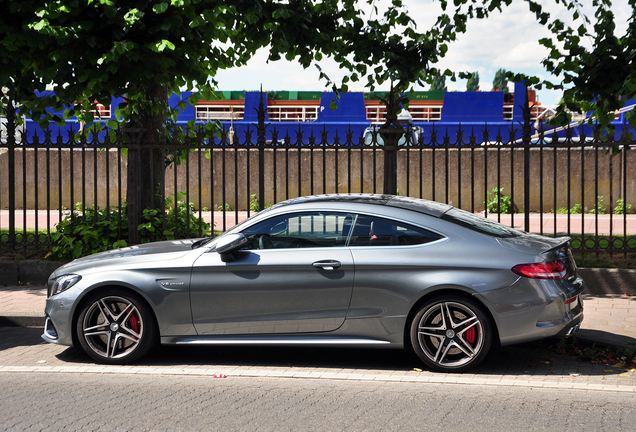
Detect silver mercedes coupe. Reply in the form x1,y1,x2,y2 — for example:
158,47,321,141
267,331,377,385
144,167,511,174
42,194,584,372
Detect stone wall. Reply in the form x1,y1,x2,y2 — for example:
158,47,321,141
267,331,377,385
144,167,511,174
1,147,635,212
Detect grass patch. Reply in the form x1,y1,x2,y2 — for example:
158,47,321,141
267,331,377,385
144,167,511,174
540,233,636,269
569,233,636,268
573,252,636,269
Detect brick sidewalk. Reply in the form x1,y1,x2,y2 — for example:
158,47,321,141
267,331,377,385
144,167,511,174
0,285,47,315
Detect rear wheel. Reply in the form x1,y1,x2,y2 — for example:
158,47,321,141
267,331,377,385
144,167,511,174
410,294,493,372
76,289,157,365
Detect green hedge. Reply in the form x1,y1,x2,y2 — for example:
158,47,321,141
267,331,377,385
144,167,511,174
51,195,211,259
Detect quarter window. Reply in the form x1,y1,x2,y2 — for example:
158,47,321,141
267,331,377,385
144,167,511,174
441,208,523,238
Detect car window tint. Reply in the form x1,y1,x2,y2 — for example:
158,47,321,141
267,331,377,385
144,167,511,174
441,208,523,238
348,215,443,247
241,212,355,249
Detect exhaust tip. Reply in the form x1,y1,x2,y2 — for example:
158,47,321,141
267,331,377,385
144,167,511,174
565,323,580,338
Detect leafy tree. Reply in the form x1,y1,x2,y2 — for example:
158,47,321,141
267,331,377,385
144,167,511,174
0,2,55,125
467,72,480,91
4,0,631,242
537,1,636,133
492,68,509,93
2,0,476,242
430,72,447,92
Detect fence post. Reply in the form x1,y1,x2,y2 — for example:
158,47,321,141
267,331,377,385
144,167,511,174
256,90,267,210
521,83,532,233
6,94,16,248
122,125,145,245
379,86,406,195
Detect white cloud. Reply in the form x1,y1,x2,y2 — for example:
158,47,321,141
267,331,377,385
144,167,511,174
492,40,549,69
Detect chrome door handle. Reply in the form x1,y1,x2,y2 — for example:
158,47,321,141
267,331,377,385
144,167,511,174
312,260,342,270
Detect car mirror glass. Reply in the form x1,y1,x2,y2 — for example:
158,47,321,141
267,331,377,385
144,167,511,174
216,233,248,255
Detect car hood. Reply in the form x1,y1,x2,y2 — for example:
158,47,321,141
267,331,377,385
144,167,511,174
52,239,200,276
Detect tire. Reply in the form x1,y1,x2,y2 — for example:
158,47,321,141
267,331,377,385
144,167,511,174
410,294,493,372
76,289,157,365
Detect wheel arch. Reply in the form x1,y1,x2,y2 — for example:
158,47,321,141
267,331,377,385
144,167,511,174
71,284,160,349
402,287,501,352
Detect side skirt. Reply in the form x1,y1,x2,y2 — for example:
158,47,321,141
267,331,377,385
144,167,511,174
161,336,393,347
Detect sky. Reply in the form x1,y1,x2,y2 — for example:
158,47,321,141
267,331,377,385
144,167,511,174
214,0,630,107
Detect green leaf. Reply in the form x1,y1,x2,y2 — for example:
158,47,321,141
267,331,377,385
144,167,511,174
153,39,176,52
32,20,49,31
153,3,169,14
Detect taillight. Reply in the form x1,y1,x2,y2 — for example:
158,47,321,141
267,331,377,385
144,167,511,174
511,261,567,279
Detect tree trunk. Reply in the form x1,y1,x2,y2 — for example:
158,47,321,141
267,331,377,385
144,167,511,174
127,78,167,245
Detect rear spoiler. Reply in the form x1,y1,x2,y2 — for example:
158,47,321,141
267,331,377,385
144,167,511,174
540,237,571,255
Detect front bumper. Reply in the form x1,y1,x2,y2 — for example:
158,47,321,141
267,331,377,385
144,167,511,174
41,291,77,347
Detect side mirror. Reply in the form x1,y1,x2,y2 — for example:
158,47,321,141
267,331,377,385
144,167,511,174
215,233,248,262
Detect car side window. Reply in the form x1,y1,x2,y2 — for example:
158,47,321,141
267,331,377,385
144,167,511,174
348,215,443,247
241,212,356,250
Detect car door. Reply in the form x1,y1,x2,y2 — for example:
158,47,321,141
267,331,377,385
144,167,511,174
190,211,356,335
346,214,446,316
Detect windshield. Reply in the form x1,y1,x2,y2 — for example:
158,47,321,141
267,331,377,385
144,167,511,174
441,208,523,238
192,206,276,249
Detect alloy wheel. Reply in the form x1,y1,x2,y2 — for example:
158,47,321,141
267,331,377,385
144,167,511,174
80,295,144,360
412,297,491,372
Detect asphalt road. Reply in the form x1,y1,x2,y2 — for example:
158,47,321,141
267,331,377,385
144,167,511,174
2,326,636,431
2,372,636,431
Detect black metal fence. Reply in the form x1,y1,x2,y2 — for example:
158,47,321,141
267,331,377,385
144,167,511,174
2,102,636,259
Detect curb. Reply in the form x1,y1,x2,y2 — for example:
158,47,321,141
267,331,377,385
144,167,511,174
0,315,45,327
576,328,636,350
577,268,636,296
0,260,64,285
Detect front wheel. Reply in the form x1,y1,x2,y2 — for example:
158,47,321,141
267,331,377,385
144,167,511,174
410,294,493,372
76,289,157,365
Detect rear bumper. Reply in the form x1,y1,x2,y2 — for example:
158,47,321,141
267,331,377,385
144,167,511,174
481,276,585,346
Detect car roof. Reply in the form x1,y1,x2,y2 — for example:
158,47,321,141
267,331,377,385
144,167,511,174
272,194,453,218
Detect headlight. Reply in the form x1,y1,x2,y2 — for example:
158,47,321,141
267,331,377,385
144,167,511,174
50,274,82,296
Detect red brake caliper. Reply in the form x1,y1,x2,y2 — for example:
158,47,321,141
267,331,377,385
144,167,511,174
464,325,476,345
129,312,141,338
